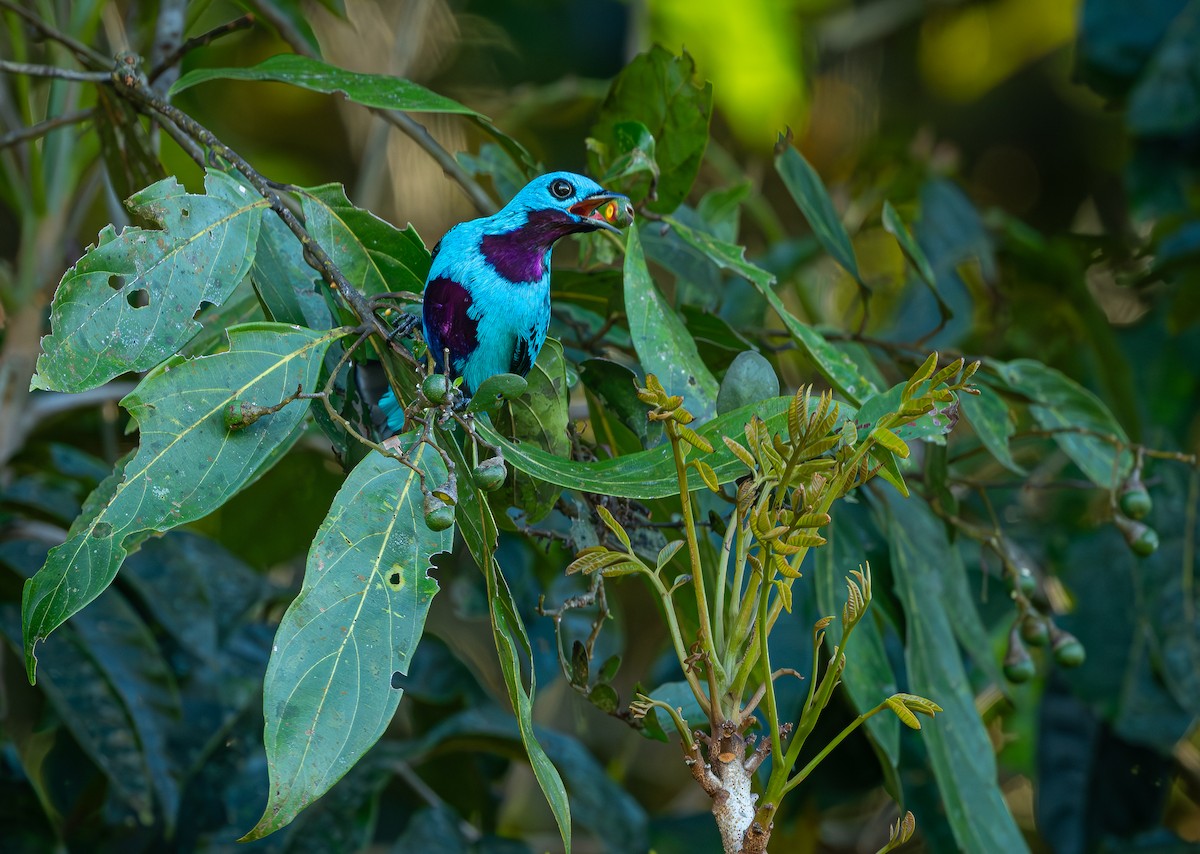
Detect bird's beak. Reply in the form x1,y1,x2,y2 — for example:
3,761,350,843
570,192,634,234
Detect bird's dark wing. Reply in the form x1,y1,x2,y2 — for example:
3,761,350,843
509,336,533,376
422,275,479,385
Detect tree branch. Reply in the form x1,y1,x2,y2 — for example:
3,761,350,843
110,66,411,366
0,59,110,82
0,108,93,150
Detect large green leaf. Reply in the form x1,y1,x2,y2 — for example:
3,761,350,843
441,430,573,853
171,54,480,115
243,439,452,839
299,183,431,298
624,224,719,422
663,217,878,405
959,382,1025,474
775,143,864,287
991,358,1132,488
476,394,849,499
883,493,1028,853
32,170,268,393
588,46,712,213
22,323,337,682
489,339,570,523
251,211,333,329
814,512,900,792
1126,0,1200,135
881,200,950,317
1,541,180,826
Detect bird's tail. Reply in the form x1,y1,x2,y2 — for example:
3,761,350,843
378,387,406,433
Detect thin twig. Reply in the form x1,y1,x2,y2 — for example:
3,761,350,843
111,69,411,365
148,14,256,85
256,16,499,216
374,109,498,216
0,59,110,82
0,0,110,68
0,108,93,150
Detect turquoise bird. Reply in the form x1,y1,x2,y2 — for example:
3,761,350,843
379,172,633,432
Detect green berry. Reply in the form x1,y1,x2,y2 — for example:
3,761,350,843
1118,518,1159,557
422,374,451,405
1004,623,1035,683
1119,487,1152,521
472,457,507,492
1053,637,1086,668
423,493,455,531
1020,613,1050,647
1013,567,1037,598
1004,657,1037,684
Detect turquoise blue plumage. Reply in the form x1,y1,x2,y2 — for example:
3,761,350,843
379,172,632,433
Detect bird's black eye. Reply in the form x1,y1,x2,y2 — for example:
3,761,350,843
549,178,574,200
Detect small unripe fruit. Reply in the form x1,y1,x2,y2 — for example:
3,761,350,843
472,456,507,492
1053,638,1086,668
1004,623,1035,683
1119,487,1152,521
1004,656,1037,683
423,493,455,531
1013,567,1037,598
1116,515,1159,557
1020,613,1050,647
1050,626,1086,668
422,374,451,405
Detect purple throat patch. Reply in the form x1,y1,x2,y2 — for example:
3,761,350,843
480,208,596,282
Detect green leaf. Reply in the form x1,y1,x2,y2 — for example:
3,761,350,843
22,323,337,682
882,200,950,315
300,183,431,298
960,384,1025,474
243,440,452,839
639,681,707,743
991,359,1132,487
476,394,850,499
663,217,878,405
775,142,864,286
237,0,326,57
853,381,959,445
1127,2,1200,135
588,46,712,213
588,119,659,185
32,170,268,393
0,606,160,822
467,373,529,413
439,430,573,853
251,210,333,329
489,339,570,523
180,277,266,358
815,512,900,790
882,493,1027,853
171,54,482,115
580,358,662,450
624,224,719,422
716,351,780,415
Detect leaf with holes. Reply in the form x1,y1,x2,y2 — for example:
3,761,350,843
22,323,337,683
243,439,452,840
32,170,268,393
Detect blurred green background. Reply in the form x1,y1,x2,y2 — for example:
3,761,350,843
2,0,1198,852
